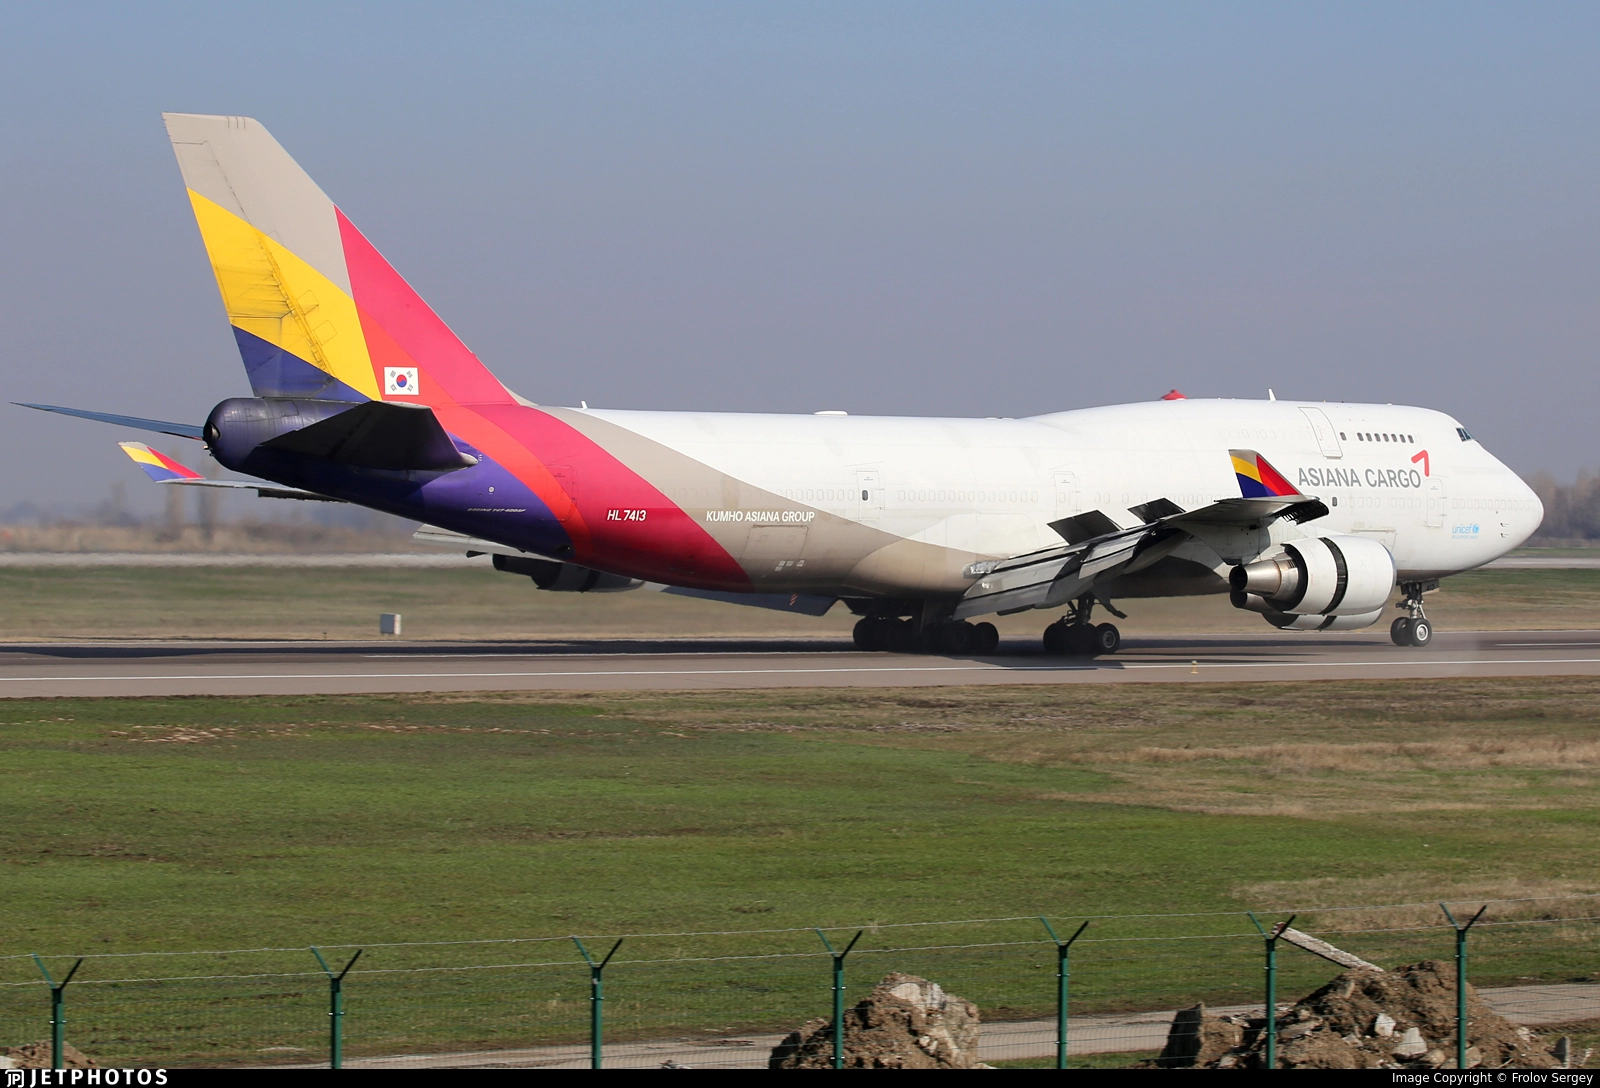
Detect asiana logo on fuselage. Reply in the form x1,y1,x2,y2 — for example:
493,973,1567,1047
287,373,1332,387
1299,466,1425,491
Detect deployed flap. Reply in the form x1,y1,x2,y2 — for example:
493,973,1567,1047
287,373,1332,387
262,400,477,471
1048,509,1123,544
955,525,1184,618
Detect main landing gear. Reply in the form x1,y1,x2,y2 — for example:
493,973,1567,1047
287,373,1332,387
1042,595,1121,657
852,616,1000,655
1389,580,1439,648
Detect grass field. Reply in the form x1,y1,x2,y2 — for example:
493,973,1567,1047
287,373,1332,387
3,679,1598,1062
5,680,1598,948
2,565,1599,641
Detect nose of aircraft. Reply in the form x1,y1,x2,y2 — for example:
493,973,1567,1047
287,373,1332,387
1511,470,1545,548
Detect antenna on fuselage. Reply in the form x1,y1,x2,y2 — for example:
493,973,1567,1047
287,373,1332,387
1268,389,1277,401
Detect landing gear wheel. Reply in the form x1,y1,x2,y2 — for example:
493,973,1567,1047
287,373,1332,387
1392,579,1438,651
884,619,915,653
1092,622,1121,656
1042,622,1069,655
972,622,999,655
852,618,882,651
1065,624,1098,656
938,622,973,655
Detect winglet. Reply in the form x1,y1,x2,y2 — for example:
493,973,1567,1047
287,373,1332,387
1230,449,1300,499
119,442,204,483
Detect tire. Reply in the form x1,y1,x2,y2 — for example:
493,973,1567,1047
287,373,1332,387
1093,622,1121,655
885,619,915,653
1066,624,1098,656
1408,618,1432,647
972,622,999,655
938,623,972,655
1390,617,1412,646
852,617,880,651
1042,622,1068,655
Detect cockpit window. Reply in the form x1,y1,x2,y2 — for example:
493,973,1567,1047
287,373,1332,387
1456,426,1473,442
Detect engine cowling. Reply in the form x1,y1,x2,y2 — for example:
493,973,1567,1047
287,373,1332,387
1264,608,1385,631
1229,535,1396,616
492,553,642,592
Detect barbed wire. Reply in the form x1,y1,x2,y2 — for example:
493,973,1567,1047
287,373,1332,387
9,894,1597,966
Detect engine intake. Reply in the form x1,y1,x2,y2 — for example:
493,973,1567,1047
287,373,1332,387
1229,535,1395,616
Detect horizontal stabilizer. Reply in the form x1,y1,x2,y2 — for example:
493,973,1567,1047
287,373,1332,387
261,400,477,472
117,442,339,502
20,403,203,439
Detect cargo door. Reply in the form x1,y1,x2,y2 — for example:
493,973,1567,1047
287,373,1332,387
855,468,884,525
1300,408,1343,459
548,464,579,522
1425,477,1446,528
1053,471,1079,520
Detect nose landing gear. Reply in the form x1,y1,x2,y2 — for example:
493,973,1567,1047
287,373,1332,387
1390,580,1439,647
1042,595,1122,657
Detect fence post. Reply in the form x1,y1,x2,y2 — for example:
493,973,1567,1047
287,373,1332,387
1039,918,1090,1069
572,937,623,1070
1440,904,1487,1069
1247,913,1295,1070
814,929,863,1070
311,947,363,1069
31,955,83,1071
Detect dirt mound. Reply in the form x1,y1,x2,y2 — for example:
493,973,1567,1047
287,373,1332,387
1147,961,1562,1069
769,973,985,1069
2,1041,97,1069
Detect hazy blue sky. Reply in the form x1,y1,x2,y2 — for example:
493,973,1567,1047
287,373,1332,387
2,2,1595,516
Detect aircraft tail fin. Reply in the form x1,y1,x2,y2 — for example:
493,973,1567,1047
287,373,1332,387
163,113,516,408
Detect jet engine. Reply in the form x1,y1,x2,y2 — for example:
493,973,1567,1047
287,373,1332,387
491,553,642,592
1229,535,1396,631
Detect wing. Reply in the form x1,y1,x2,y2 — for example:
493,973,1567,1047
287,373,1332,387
954,449,1328,619
117,442,343,502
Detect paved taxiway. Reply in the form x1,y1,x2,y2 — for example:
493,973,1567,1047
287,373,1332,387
323,982,1598,1068
3,629,1600,698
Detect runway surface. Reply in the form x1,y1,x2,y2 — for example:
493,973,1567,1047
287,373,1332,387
3,629,1600,698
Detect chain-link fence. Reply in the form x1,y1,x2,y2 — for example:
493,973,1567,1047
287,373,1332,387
3,896,1596,1070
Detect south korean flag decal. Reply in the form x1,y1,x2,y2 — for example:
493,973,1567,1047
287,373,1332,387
384,367,420,396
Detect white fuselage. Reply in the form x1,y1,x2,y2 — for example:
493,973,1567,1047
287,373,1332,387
584,397,1540,600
